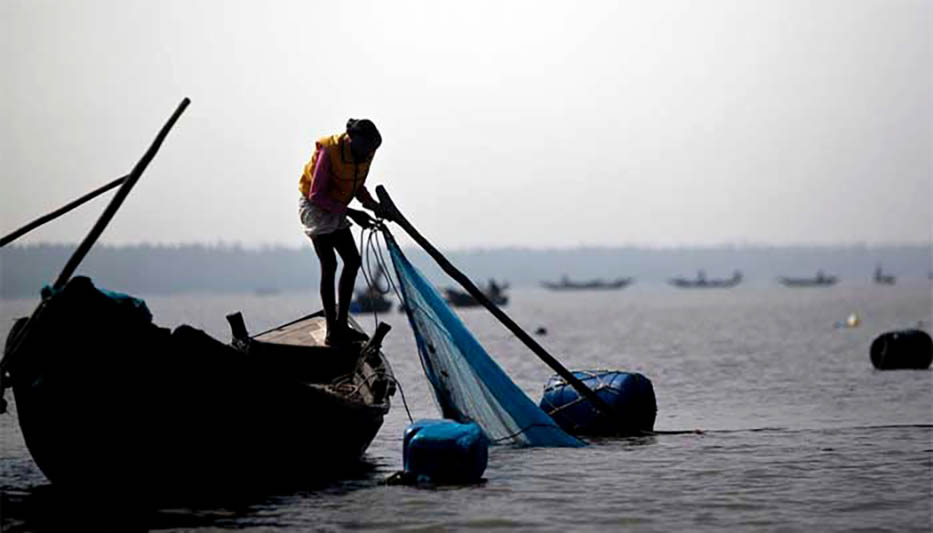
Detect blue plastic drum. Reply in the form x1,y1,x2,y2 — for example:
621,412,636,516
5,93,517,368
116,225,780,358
539,370,656,436
402,419,489,484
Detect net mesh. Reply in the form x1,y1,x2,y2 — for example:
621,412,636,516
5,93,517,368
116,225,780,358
385,234,583,447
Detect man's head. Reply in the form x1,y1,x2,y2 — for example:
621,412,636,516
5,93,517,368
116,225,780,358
346,118,381,163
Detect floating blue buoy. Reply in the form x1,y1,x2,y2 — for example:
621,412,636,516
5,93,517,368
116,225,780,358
539,370,657,436
398,419,489,484
870,329,933,370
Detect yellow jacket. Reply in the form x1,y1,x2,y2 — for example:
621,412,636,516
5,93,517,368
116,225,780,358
299,133,373,204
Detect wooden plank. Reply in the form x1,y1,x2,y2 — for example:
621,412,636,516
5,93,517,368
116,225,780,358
255,316,327,346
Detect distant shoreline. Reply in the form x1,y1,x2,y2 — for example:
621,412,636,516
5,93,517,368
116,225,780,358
1,242,930,298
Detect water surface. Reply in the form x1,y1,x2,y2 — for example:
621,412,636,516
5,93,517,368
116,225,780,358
1,284,930,531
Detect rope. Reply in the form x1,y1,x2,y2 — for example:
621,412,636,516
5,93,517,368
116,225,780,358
351,221,418,425
487,422,567,444
331,367,415,424
357,222,407,328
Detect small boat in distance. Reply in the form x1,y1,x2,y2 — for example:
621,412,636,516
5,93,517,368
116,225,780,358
445,279,508,307
253,287,281,296
541,275,633,291
778,270,837,287
873,265,895,285
669,270,743,288
350,265,394,314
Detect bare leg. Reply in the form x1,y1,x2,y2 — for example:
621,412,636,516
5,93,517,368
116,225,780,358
311,233,339,333
331,228,362,327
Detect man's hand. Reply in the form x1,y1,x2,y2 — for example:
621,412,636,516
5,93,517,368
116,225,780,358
373,202,395,222
362,198,394,222
347,208,374,229
373,204,393,222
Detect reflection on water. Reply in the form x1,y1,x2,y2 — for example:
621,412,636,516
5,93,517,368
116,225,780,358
1,284,931,531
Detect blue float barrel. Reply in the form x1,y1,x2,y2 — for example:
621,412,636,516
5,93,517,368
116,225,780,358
403,420,489,484
539,370,656,436
870,329,933,370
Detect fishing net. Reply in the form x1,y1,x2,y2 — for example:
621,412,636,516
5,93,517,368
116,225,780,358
382,232,583,447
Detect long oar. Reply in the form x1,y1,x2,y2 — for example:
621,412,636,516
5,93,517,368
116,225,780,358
52,98,190,290
374,185,619,422
0,174,129,248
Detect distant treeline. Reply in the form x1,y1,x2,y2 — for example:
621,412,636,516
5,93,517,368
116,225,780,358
1,242,930,298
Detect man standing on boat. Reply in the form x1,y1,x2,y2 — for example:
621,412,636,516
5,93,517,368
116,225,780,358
299,118,389,346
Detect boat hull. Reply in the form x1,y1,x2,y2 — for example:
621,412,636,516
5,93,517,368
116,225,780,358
541,278,632,291
4,277,391,494
443,289,508,308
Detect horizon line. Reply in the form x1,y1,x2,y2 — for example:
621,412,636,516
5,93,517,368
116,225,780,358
3,239,931,252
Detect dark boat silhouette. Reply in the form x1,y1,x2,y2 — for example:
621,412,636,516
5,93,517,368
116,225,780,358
350,291,393,313
778,270,837,287
668,270,742,288
350,265,393,313
541,275,633,291
444,279,508,307
1,277,396,495
253,287,281,296
873,265,895,285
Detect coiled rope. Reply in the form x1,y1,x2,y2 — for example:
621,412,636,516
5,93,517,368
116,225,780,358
351,221,416,424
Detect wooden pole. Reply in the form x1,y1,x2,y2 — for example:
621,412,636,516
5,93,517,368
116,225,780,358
52,98,190,290
0,175,129,248
1,97,191,387
375,185,620,423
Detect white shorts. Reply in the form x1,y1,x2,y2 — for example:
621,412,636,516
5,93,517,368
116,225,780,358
298,196,351,237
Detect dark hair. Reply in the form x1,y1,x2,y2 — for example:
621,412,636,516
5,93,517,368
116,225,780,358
346,118,382,150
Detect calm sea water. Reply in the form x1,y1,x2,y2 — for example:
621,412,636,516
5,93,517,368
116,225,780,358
1,283,931,532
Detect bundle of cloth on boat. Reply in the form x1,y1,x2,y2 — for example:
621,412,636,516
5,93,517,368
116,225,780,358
385,237,583,447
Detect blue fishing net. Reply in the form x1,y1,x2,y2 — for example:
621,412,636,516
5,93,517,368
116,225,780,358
384,235,583,447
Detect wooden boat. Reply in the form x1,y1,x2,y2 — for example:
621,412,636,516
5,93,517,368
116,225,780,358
669,270,742,288
350,265,394,313
541,276,633,291
873,265,895,285
1,275,395,495
778,270,837,287
444,280,508,308
350,289,393,314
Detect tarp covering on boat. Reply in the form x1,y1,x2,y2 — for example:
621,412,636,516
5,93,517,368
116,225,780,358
385,236,583,447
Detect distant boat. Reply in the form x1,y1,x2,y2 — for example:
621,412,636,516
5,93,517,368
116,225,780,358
778,270,837,287
669,270,742,288
253,287,280,296
350,290,393,314
873,265,895,285
350,265,394,314
541,276,633,291
445,279,508,307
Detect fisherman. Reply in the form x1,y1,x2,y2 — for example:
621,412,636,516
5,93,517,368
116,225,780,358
299,118,389,346
488,279,502,298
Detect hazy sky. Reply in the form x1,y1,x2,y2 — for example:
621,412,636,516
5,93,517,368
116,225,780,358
2,0,930,249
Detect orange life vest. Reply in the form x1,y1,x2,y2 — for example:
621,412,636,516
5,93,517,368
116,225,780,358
298,133,374,204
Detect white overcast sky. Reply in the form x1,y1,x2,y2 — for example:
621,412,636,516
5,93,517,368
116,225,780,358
1,0,930,249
